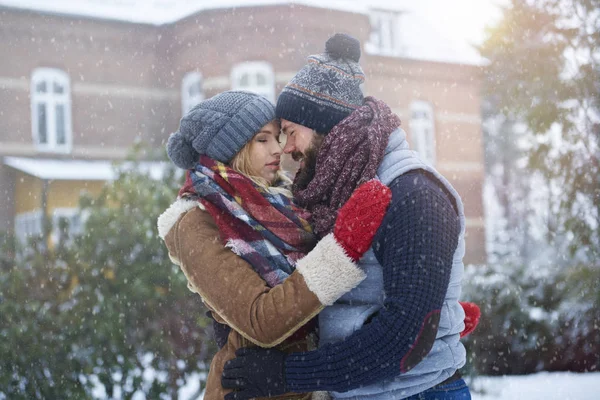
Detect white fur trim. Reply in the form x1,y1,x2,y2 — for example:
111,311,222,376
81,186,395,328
224,238,251,257
296,233,366,306
312,392,332,400
157,198,204,239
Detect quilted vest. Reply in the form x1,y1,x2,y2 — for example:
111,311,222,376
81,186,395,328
318,128,467,399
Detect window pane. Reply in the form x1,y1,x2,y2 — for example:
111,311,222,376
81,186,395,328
189,81,201,96
239,73,250,86
381,18,392,50
370,16,379,48
56,104,66,145
388,16,397,51
256,73,266,86
71,214,81,233
15,211,43,243
53,81,64,94
36,81,47,93
37,103,47,144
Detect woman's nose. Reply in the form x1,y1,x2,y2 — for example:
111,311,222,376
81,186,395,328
271,143,282,156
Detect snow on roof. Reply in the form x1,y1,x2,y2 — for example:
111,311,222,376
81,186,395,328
4,156,168,181
0,0,501,65
0,0,401,24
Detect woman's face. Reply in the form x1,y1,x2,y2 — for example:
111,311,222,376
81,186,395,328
248,120,283,184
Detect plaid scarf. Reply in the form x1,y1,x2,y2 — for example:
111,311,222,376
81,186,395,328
179,156,317,287
293,97,401,237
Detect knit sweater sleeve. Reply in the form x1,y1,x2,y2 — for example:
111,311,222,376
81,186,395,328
284,171,460,393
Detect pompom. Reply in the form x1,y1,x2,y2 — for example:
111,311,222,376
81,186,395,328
167,131,199,170
325,33,361,62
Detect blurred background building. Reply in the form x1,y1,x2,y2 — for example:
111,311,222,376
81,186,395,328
0,1,486,263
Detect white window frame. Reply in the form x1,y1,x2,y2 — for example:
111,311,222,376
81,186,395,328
365,9,403,57
231,62,275,103
14,209,44,244
181,71,204,115
50,207,86,245
409,101,436,165
31,68,72,153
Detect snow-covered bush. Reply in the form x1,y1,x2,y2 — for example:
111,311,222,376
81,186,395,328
0,154,215,399
462,261,600,375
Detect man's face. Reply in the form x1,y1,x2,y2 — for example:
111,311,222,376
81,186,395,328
281,119,317,167
280,119,323,189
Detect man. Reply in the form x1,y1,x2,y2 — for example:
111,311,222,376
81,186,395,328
222,33,475,400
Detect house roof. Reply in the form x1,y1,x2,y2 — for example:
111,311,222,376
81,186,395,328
3,156,168,181
0,0,403,25
0,0,500,65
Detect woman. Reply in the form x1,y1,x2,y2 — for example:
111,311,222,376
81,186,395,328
157,90,391,400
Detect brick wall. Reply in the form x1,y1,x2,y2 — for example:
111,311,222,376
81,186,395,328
0,5,486,263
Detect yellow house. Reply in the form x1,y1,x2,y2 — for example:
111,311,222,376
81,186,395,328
5,157,111,244
5,157,166,245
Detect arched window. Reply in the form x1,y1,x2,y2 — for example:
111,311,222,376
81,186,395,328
181,71,204,115
409,101,436,165
31,68,72,152
231,62,275,103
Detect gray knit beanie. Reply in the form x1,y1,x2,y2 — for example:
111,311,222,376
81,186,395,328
276,33,365,134
167,90,275,169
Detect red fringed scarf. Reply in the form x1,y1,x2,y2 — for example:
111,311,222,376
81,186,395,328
179,156,317,287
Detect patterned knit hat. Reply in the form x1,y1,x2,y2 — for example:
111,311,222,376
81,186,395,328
167,90,275,169
276,33,365,134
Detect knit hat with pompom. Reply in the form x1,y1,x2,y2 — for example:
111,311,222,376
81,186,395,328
167,90,275,169
276,33,365,134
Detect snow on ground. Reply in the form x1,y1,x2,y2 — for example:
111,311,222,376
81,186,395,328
178,372,600,400
470,372,600,400
87,370,599,399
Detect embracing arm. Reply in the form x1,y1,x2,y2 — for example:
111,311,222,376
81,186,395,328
222,172,461,397
161,202,365,348
282,172,461,392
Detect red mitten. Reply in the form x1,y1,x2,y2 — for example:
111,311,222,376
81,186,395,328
459,301,481,338
333,180,392,262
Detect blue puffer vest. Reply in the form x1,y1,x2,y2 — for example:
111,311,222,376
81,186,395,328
318,128,467,399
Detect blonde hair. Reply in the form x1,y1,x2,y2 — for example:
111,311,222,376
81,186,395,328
230,137,293,198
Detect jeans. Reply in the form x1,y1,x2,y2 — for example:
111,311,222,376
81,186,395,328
403,379,471,400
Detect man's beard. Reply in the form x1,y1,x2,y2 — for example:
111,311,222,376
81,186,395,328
292,135,323,191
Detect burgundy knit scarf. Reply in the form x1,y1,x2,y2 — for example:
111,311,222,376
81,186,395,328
292,97,401,237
